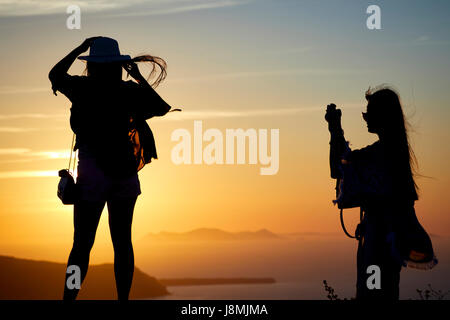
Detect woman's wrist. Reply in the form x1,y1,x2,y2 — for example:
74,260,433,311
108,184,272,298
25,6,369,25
72,45,85,57
328,123,343,134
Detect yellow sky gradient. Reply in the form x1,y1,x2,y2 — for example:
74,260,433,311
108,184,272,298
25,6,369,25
0,1,449,262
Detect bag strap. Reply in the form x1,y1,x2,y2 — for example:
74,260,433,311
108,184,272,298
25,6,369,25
67,133,77,175
340,207,364,240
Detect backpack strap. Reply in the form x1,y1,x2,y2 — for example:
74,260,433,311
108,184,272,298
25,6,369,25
340,207,363,240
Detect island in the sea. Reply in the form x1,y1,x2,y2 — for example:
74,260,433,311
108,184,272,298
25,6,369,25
0,255,276,299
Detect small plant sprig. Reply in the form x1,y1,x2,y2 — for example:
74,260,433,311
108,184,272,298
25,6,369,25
323,280,341,300
323,280,449,300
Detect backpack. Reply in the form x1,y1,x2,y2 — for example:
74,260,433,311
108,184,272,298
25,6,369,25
333,141,438,270
128,117,157,172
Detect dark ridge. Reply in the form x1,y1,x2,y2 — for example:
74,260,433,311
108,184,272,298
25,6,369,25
0,255,169,300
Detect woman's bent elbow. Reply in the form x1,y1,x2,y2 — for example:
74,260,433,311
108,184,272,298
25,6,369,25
155,104,171,116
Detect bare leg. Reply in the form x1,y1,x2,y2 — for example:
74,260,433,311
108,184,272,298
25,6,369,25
107,196,137,301
63,200,105,300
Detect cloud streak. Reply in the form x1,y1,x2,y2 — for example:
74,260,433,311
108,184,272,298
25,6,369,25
0,113,66,120
0,148,71,162
0,113,67,133
0,127,36,133
0,0,131,17
163,107,320,120
158,104,362,121
170,68,372,83
0,0,251,17
0,86,49,95
0,148,30,155
0,170,58,179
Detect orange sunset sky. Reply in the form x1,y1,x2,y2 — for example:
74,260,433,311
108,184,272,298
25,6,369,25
0,0,449,261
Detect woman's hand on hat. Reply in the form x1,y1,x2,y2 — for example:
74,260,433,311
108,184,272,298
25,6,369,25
78,37,102,53
123,62,144,82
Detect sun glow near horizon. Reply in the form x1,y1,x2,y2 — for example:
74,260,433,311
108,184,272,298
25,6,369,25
0,0,449,264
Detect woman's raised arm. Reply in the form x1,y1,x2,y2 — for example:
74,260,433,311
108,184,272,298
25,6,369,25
124,62,172,118
325,104,347,179
49,37,100,95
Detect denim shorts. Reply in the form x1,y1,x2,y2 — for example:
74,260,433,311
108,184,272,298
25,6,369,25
76,149,141,202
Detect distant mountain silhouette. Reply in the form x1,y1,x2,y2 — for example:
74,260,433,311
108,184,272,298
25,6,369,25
0,255,169,300
159,277,276,286
141,228,283,242
280,231,342,238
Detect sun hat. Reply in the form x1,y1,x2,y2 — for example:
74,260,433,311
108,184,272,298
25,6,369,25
78,37,131,63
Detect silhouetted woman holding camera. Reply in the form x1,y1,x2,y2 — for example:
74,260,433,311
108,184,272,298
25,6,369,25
49,37,173,300
325,86,437,300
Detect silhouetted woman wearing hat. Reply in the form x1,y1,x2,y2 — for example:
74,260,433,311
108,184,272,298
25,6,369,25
49,37,173,300
325,86,437,300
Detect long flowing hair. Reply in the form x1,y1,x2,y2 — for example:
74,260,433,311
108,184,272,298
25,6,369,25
365,86,419,201
85,54,167,88
125,54,167,88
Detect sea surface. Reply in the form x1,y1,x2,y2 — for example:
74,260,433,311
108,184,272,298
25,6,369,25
141,235,450,300
154,281,321,300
